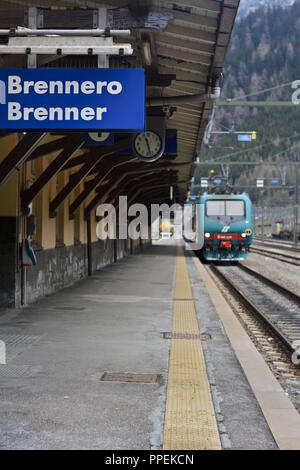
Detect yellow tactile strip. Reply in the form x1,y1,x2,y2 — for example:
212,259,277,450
163,246,221,450
193,256,300,451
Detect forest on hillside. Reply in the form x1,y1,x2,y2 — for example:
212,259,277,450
237,0,295,19
194,1,300,207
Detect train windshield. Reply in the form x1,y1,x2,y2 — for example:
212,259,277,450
206,200,225,216
206,200,245,221
225,200,245,216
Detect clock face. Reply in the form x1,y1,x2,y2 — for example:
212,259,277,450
133,131,163,160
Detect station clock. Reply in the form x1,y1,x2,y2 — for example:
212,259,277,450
132,116,166,162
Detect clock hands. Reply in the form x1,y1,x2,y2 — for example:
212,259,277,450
133,131,163,162
144,135,151,157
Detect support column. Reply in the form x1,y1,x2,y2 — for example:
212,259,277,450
0,134,21,308
96,7,109,68
114,210,119,263
74,182,86,243
57,169,75,247
27,7,39,68
261,192,265,240
85,7,109,274
87,214,92,276
130,238,134,254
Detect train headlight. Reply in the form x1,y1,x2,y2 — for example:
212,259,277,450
246,229,252,236
205,232,211,238
241,233,247,238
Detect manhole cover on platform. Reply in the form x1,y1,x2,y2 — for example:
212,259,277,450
162,332,212,340
101,372,162,383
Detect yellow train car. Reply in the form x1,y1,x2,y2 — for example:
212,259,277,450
160,219,174,235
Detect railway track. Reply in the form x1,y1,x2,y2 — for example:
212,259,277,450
210,263,300,362
253,237,300,253
251,246,300,266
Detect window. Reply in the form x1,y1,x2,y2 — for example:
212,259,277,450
206,200,245,217
225,200,245,216
206,200,225,216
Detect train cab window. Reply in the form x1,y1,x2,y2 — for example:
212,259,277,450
206,199,245,222
225,200,245,216
206,200,225,216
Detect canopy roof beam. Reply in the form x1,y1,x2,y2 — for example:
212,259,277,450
21,133,85,212
0,132,47,188
49,137,132,217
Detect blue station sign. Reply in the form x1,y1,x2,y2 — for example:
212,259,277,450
85,132,115,146
0,68,145,131
238,135,252,142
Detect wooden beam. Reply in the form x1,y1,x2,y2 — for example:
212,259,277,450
21,134,85,212
146,73,176,87
28,136,72,161
129,179,189,205
69,155,136,218
0,132,47,188
59,150,101,171
60,130,176,171
107,172,173,207
84,162,147,217
49,138,132,216
84,164,178,217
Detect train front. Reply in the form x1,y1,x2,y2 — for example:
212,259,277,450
198,194,253,261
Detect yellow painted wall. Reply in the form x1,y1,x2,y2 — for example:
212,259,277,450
32,136,86,249
0,132,125,251
35,154,56,249
84,189,97,243
74,181,86,244
57,169,74,247
0,134,20,217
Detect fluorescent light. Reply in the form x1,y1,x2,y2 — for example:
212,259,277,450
142,41,152,66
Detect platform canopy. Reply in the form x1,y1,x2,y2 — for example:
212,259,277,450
0,0,239,208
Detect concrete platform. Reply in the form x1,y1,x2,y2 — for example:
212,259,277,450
0,240,286,449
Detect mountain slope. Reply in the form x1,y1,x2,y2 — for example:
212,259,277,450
195,1,300,204
238,0,295,19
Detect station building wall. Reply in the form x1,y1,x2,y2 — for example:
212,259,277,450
0,134,151,309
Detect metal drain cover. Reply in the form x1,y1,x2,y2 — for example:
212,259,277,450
0,333,42,361
101,372,162,383
0,334,41,345
0,365,33,378
51,306,85,311
162,332,212,340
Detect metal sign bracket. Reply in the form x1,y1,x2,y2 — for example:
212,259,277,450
0,7,133,61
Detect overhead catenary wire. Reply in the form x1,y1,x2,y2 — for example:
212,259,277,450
227,80,297,102
202,132,300,163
